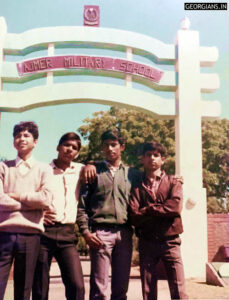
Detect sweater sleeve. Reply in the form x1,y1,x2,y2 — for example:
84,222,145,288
77,184,91,235
0,163,22,211
19,164,54,210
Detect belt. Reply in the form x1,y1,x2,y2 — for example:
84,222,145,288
140,234,179,242
91,223,129,230
45,222,74,228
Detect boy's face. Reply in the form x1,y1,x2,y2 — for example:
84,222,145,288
57,140,79,164
13,130,37,156
142,150,165,172
102,139,125,163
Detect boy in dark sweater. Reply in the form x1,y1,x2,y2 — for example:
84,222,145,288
77,129,141,300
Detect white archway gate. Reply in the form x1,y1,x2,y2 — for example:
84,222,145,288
0,16,220,278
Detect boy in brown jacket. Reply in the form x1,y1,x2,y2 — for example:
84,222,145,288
129,142,188,300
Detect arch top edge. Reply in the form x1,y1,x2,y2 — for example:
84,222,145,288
5,26,172,46
4,27,176,62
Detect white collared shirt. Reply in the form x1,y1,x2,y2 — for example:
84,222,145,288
50,161,84,224
15,156,36,175
104,160,122,177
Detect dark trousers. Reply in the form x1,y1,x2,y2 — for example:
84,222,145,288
32,224,85,300
0,232,40,300
139,236,188,300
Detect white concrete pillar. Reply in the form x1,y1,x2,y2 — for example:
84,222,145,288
125,47,132,87
0,17,7,125
175,28,208,278
47,43,54,85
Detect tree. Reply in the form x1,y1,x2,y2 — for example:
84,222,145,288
202,119,229,212
202,120,229,195
77,106,229,213
78,107,175,173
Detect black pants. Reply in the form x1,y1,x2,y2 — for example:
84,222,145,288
0,232,40,300
32,224,85,300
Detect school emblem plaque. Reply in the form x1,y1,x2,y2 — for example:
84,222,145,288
84,5,100,27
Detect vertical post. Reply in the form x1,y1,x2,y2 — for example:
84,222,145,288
125,47,132,87
175,27,208,278
47,43,54,85
0,17,7,126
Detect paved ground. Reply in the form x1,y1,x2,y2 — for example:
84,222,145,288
5,260,171,300
5,277,170,300
5,276,229,300
4,260,229,299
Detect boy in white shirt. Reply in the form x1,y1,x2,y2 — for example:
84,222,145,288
33,132,85,300
0,121,53,300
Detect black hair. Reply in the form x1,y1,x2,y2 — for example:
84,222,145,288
101,129,125,145
13,121,39,140
142,142,166,157
58,132,81,151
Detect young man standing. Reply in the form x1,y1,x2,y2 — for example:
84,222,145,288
77,129,141,300
0,121,53,300
32,132,85,300
129,142,188,300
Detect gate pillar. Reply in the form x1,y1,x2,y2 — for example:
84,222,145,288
175,28,208,278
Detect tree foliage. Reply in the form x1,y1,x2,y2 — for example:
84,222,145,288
78,107,175,173
202,119,229,212
202,120,229,196
77,107,229,213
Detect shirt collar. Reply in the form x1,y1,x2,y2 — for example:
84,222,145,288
104,160,123,170
143,170,165,183
15,156,35,168
50,160,76,171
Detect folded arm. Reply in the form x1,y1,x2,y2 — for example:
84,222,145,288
0,192,22,211
0,167,22,211
129,188,152,226
145,181,183,217
19,168,53,210
6,166,53,210
129,180,183,226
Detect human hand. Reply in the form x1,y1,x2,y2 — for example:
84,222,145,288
140,206,148,215
8,193,20,201
83,232,104,249
81,164,97,184
174,175,184,184
43,210,57,226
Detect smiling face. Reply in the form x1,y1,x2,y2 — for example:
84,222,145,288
13,130,38,158
102,139,125,165
142,150,165,172
57,140,79,164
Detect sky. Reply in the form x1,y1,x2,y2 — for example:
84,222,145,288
0,0,228,163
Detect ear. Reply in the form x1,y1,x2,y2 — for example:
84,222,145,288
74,152,79,159
161,156,166,165
34,139,38,146
57,145,60,152
120,143,125,151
